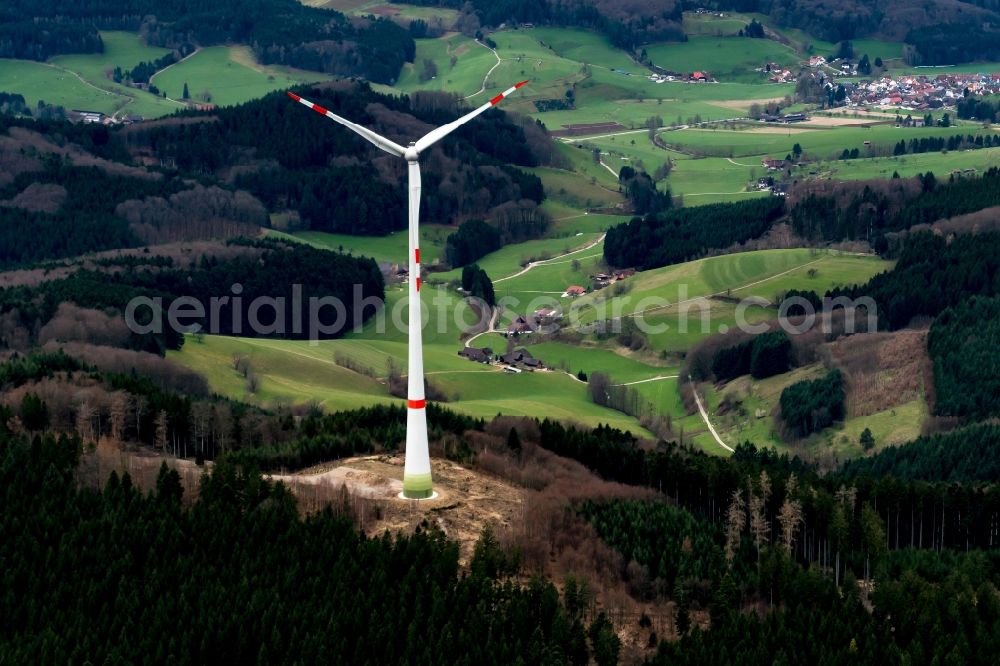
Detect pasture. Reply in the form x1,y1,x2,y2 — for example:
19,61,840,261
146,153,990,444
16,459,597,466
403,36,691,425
151,46,331,107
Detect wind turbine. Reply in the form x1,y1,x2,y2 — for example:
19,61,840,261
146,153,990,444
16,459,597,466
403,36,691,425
289,81,529,499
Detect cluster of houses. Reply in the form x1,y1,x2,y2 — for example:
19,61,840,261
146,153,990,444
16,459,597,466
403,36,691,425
69,110,144,125
647,71,712,84
846,73,1000,110
590,268,636,290
505,307,561,336
457,345,544,373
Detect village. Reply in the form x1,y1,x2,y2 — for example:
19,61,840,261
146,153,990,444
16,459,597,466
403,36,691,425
845,72,1000,110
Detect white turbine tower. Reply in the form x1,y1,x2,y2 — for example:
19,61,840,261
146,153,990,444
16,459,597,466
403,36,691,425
289,81,529,499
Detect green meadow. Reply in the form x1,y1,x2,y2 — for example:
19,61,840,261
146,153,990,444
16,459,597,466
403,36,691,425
50,31,183,118
151,46,331,107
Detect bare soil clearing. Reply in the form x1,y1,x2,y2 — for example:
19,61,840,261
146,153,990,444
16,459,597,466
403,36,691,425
274,455,524,562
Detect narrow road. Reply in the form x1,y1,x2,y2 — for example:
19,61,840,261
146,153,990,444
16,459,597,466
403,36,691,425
464,40,504,100
689,376,733,453
615,375,678,386
463,307,500,348
493,233,606,283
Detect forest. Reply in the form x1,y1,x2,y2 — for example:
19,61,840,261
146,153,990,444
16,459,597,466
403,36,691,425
710,330,791,382
396,0,685,50
840,423,1000,483
788,168,1000,247
603,198,785,270
6,342,1000,662
957,96,1000,123
833,231,1000,330
778,369,845,438
0,239,385,354
0,0,415,83
135,84,546,235
926,294,1000,421
0,430,620,665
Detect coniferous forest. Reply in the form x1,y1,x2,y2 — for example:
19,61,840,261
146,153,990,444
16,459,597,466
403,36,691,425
0,0,415,83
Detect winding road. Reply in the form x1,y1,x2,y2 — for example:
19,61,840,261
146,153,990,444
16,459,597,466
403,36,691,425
464,40,504,100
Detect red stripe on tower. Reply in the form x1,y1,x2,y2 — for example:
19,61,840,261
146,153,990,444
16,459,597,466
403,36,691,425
514,80,530,89
416,277,421,291
311,103,329,116
489,93,504,106
407,399,426,409
415,249,420,263
287,92,302,102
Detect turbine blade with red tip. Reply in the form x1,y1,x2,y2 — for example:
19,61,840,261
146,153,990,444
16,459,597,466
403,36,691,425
414,80,530,154
287,91,406,157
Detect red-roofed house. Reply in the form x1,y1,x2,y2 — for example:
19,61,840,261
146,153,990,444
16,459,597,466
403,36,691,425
564,285,586,297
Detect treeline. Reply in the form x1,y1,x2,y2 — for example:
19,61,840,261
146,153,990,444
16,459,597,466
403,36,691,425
1,0,415,84
534,419,1000,557
461,264,496,306
779,369,845,438
789,168,1000,246
603,198,785,270
398,0,685,51
957,95,1000,123
0,239,384,353
0,162,185,267
0,17,102,61
833,231,1000,330
619,166,672,216
0,92,29,116
890,131,1000,156
229,403,483,470
0,431,617,664
446,218,501,267
711,330,791,382
904,23,1000,66
840,423,1000,483
113,51,181,85
927,295,1000,420
128,84,544,235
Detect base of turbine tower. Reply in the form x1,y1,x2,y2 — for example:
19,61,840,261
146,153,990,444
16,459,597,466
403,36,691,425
398,490,438,501
400,472,434,500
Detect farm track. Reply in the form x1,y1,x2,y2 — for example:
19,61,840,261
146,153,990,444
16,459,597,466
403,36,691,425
689,377,733,453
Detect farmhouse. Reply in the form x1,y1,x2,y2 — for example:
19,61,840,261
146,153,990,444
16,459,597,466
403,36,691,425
458,347,493,363
762,158,786,171
70,110,106,124
532,307,560,327
808,56,826,67
506,315,534,336
501,348,543,369
564,285,586,297
690,71,708,82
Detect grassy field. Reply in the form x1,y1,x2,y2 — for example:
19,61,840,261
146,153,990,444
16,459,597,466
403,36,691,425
269,224,452,267
661,123,1000,160
151,46,331,107
305,0,460,24
645,36,800,83
0,59,134,116
704,365,928,461
570,249,890,353
808,146,1000,181
431,233,603,284
49,31,183,118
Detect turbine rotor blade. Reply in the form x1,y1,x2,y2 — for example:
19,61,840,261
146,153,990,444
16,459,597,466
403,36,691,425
413,80,529,154
287,91,406,157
